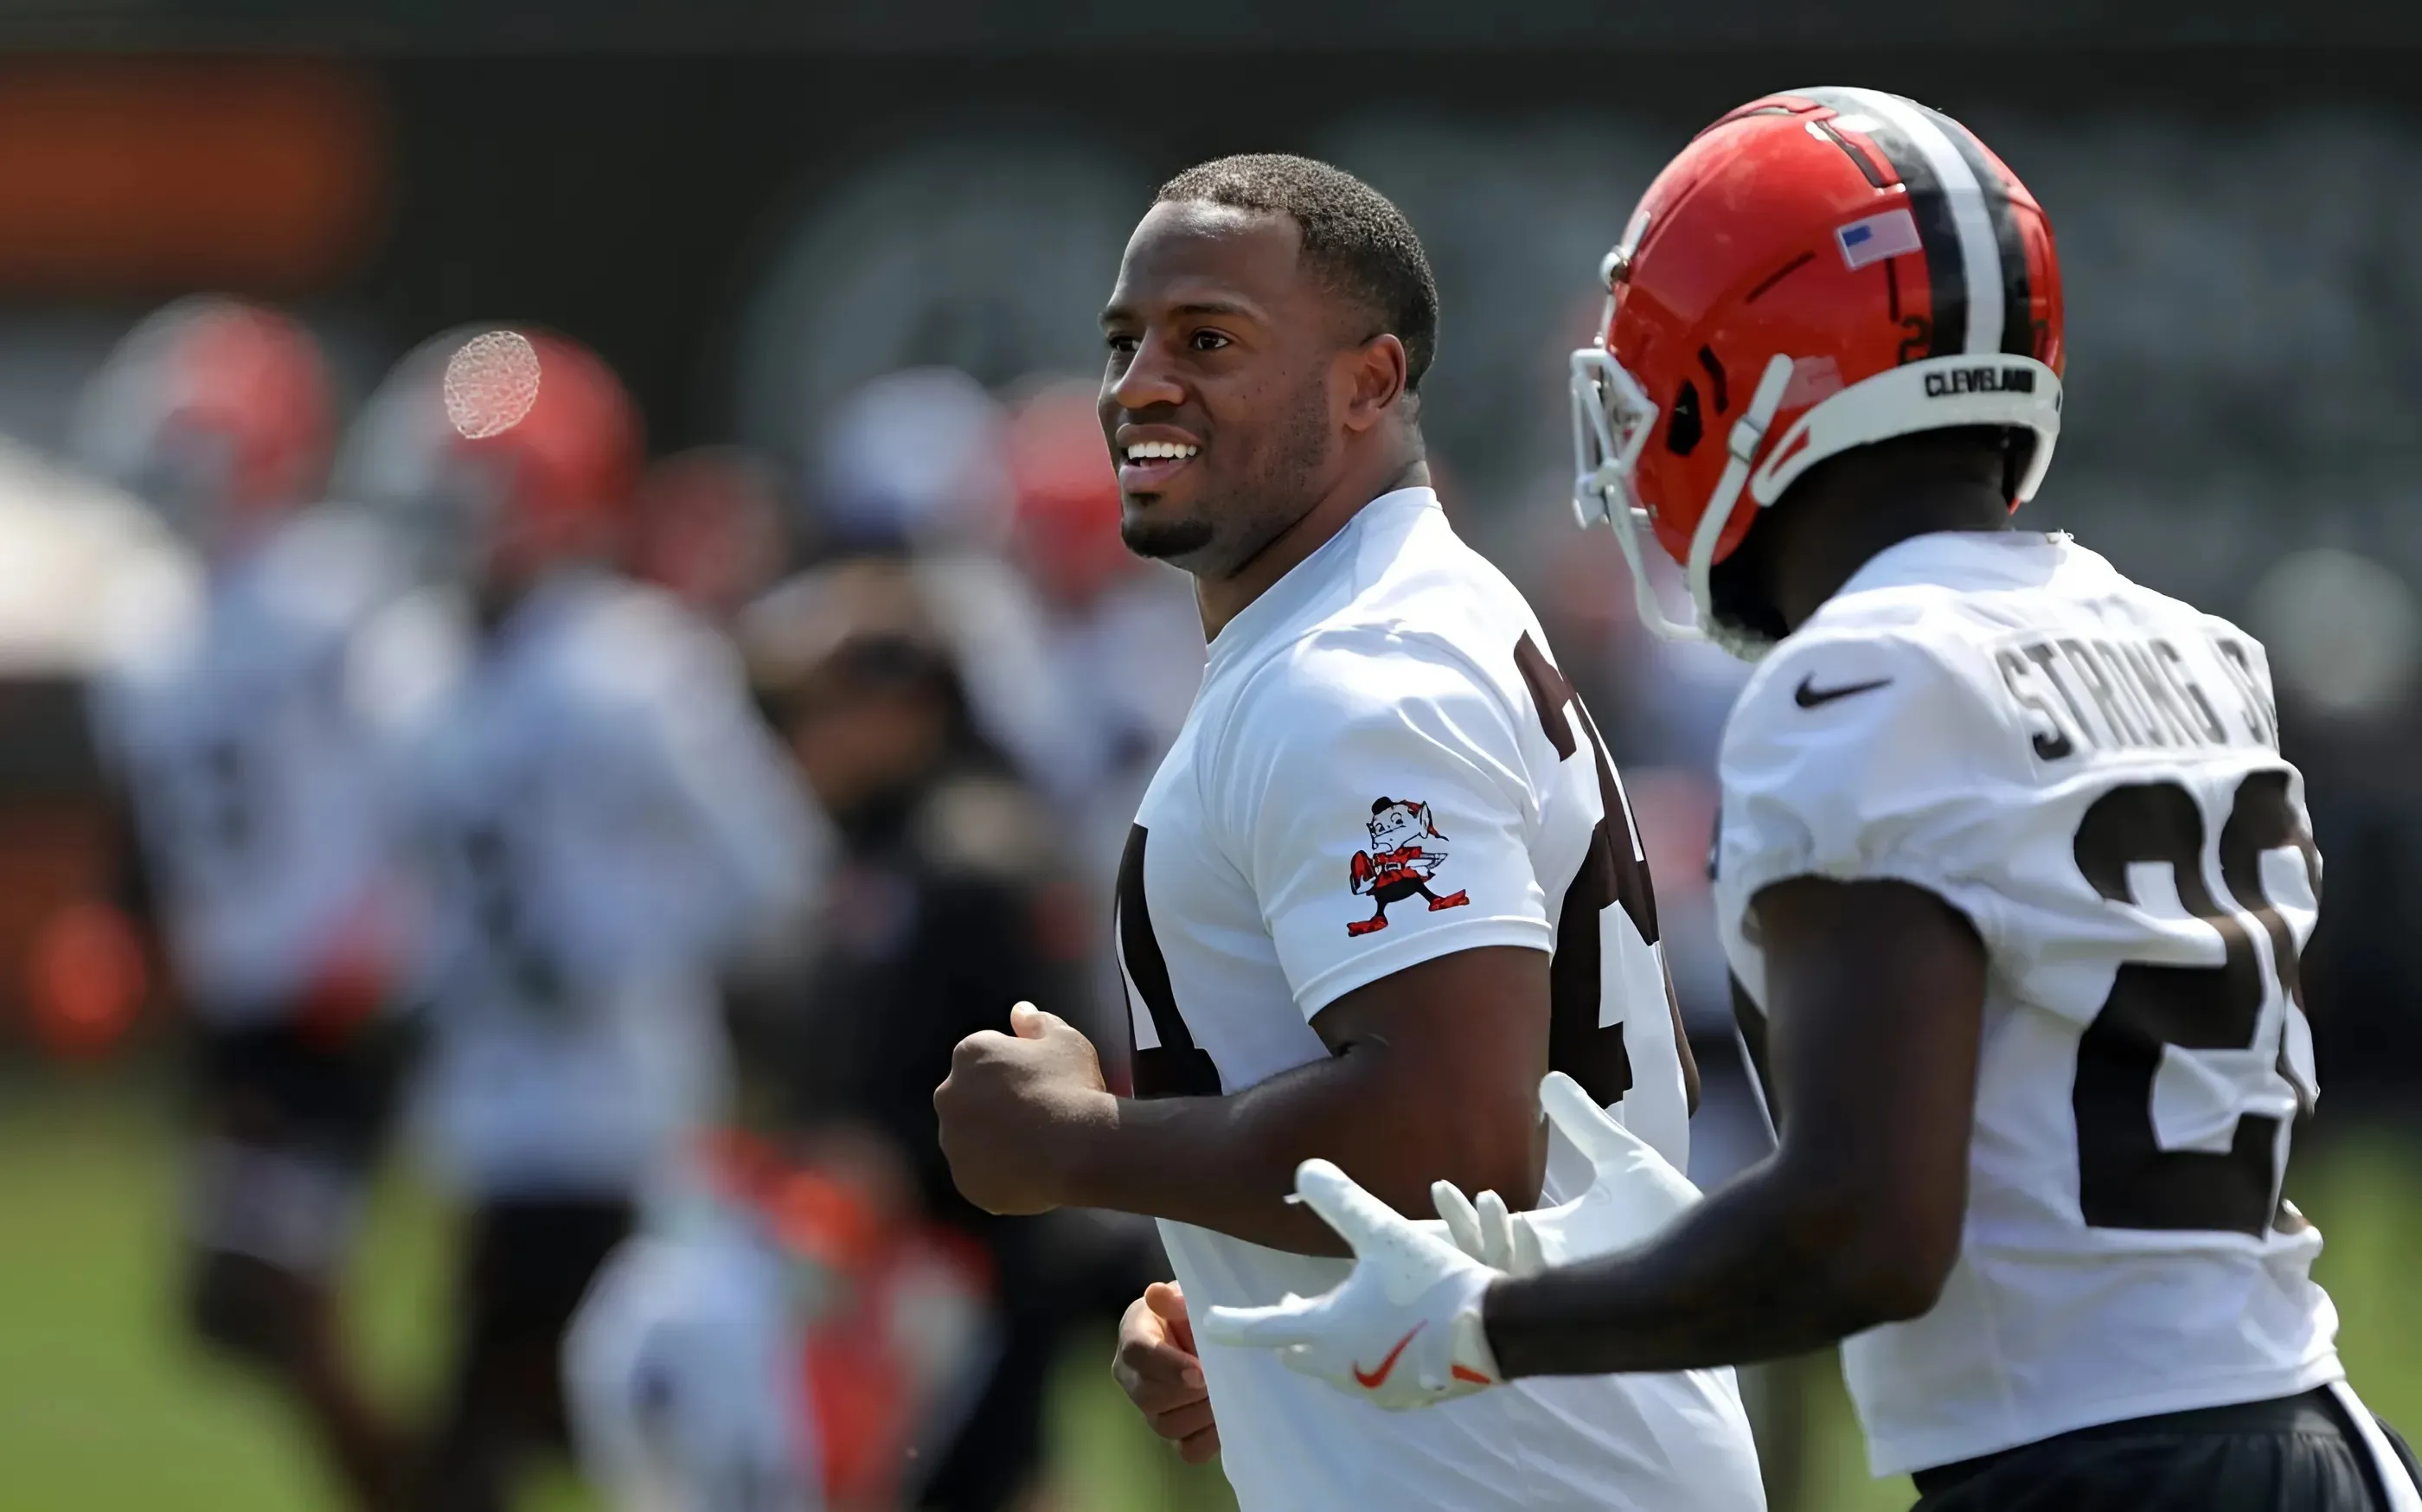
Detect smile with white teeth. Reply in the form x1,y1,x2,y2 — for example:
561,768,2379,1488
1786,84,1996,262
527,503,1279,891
1124,441,1199,461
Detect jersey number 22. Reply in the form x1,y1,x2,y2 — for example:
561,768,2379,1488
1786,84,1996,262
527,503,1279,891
2072,771,2318,1237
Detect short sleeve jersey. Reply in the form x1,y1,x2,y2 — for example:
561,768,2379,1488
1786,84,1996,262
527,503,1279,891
1120,490,1760,1512
1713,530,2342,1476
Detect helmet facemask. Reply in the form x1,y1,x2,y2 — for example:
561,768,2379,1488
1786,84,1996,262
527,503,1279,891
1567,345,1679,637
1571,343,1800,660
1573,342,2062,660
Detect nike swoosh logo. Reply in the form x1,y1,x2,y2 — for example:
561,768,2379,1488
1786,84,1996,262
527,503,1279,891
1352,1323,1424,1389
1794,675,1893,708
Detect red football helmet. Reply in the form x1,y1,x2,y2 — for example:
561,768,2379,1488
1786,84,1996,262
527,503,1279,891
72,296,333,551
1572,86,2065,655
341,325,642,585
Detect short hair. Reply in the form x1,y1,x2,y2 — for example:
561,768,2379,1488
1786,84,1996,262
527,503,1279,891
1156,153,1439,393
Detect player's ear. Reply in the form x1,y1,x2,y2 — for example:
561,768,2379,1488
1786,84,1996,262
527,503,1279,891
1340,333,1408,434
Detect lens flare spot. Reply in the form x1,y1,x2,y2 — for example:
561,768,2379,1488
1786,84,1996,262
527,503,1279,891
442,330,541,440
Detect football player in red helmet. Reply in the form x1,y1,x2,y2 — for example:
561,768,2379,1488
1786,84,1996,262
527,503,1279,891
439,326,644,619
74,295,335,555
1566,86,2060,660
77,298,416,1512
356,330,824,1512
1205,89,2419,1512
341,324,642,611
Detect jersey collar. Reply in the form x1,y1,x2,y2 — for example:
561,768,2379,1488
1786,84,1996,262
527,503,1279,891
1206,486,1441,669
1835,529,2064,601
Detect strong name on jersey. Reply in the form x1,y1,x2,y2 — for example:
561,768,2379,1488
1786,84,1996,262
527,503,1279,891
93,510,431,1025
1714,530,2341,1476
1120,487,1759,1510
405,572,823,1198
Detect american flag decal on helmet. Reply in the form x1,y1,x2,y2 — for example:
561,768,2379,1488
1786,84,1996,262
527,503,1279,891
1836,208,1924,271
1793,86,2037,362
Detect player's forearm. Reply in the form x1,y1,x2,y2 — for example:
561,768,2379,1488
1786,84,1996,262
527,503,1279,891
1482,1156,1938,1376
1059,1086,1354,1254
1057,1053,1522,1257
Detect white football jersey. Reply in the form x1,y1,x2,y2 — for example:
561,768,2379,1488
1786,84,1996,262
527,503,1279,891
91,510,439,1027
1124,488,1759,1511
1712,530,2342,1476
403,572,826,1199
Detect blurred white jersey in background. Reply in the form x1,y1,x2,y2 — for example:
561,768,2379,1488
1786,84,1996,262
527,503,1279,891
402,570,827,1199
90,508,441,1027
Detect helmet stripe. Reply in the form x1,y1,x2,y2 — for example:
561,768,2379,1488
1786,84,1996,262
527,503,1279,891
1836,89,2006,357
1790,88,1964,360
1809,116,1890,189
1796,87,2007,358
1915,101,2036,359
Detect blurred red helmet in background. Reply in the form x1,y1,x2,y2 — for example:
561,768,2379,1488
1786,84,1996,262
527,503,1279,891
440,328,642,580
340,324,642,586
627,445,788,623
71,295,333,552
1004,377,1130,611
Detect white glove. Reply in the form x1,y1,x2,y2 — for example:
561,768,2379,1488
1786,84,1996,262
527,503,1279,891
1427,1071,1701,1275
1198,1158,1507,1412
1195,1073,1704,1411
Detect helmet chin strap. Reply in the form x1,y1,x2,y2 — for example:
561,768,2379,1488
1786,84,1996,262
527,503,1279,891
1679,353,1796,659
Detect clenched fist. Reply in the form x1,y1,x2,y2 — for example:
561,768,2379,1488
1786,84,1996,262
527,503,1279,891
934,1002,1114,1214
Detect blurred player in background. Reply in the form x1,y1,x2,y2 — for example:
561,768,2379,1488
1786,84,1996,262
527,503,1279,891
1202,90,2422,1512
554,445,826,1512
806,367,1123,848
77,297,427,1512
1000,379,1205,1051
349,327,827,1512
741,556,1099,1511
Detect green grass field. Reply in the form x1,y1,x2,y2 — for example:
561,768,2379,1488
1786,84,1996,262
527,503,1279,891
1,1067,2415,1512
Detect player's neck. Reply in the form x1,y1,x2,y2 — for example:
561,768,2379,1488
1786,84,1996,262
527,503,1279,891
1195,452,1431,639
1769,479,2013,633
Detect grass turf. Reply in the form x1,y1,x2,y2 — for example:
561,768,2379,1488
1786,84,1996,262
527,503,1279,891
0,1070,2411,1512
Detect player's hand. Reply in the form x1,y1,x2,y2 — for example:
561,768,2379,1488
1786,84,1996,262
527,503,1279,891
1113,1281,1221,1464
1429,1071,1701,1274
1197,1159,1505,1412
935,1002,1112,1214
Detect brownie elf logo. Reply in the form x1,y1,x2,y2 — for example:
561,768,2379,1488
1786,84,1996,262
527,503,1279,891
1346,798,1470,938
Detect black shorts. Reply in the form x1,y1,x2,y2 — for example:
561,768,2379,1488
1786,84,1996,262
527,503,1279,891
448,1196,630,1395
1913,1386,2422,1512
187,1019,401,1272
195,1017,398,1163
418,1196,638,1495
